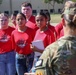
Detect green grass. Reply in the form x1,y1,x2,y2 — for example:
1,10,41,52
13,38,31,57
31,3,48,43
50,14,61,23
9,14,61,27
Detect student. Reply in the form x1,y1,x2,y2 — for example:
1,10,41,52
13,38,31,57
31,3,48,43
21,2,38,31
35,3,76,75
0,13,16,75
11,13,35,75
30,12,55,72
44,11,57,40
10,13,17,28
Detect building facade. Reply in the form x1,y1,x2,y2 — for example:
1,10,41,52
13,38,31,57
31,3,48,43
0,0,70,15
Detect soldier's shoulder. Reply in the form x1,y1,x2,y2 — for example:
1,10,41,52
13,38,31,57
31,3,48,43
47,38,66,49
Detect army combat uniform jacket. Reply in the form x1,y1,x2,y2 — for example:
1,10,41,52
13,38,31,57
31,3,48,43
35,36,76,75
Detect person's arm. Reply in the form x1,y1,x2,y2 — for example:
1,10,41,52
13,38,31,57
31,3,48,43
35,47,50,75
11,31,16,50
35,41,59,75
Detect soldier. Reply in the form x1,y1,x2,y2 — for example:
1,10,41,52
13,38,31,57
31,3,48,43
35,3,76,75
55,1,75,39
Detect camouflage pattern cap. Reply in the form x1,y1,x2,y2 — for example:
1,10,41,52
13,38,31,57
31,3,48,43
63,7,76,15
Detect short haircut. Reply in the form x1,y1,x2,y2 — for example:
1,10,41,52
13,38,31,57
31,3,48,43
21,2,32,9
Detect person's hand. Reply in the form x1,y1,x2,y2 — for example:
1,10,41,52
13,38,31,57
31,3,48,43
30,44,38,52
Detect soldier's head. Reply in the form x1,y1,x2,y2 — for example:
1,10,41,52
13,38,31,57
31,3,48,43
64,1,75,9
21,2,32,19
62,2,76,30
61,1,75,18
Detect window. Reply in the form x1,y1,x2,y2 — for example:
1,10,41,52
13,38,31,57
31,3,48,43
58,9,61,13
33,10,37,15
14,10,19,15
4,11,9,15
50,9,54,13
44,9,48,12
33,10,37,14
40,9,43,12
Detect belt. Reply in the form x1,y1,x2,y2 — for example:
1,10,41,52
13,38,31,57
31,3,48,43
16,52,34,59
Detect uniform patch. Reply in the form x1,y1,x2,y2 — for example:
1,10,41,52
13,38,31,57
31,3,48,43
35,59,43,67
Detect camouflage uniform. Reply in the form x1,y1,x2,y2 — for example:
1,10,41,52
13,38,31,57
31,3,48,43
35,36,76,75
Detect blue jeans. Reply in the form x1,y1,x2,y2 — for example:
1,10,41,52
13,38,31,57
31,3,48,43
31,56,40,72
16,52,34,75
0,51,16,75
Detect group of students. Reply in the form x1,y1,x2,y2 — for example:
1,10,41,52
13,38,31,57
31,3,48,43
0,2,55,75
0,1,76,75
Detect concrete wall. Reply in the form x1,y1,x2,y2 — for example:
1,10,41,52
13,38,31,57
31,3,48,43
0,0,70,15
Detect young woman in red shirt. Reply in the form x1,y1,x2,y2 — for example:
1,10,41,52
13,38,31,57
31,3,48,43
11,13,35,75
0,13,16,75
30,12,55,72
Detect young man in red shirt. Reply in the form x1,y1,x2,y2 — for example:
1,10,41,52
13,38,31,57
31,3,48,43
21,2,38,31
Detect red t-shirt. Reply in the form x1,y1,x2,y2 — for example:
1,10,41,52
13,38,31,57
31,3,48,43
48,24,55,33
33,28,55,48
0,27,15,54
26,15,38,31
55,22,64,39
48,24,57,40
11,27,35,55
